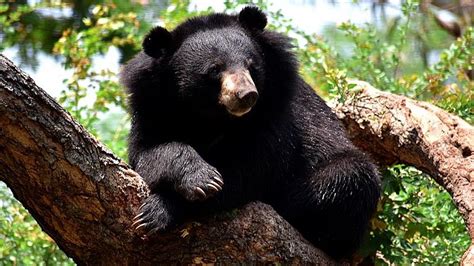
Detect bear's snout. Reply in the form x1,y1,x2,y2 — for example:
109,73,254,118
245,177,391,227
219,69,259,117
237,89,259,108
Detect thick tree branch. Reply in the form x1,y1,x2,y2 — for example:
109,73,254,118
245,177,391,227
330,80,474,264
0,55,334,264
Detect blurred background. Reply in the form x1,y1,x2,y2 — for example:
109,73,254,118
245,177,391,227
0,0,472,264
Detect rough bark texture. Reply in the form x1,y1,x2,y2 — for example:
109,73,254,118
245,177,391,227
0,55,473,264
0,55,335,264
330,80,474,265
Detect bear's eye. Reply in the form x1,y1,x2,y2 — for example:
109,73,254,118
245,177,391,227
246,58,260,73
245,58,253,68
207,64,222,77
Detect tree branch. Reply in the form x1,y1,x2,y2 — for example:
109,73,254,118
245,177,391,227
330,80,474,264
0,55,334,264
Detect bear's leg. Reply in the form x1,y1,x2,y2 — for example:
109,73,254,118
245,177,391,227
131,142,224,233
284,149,381,259
133,142,224,201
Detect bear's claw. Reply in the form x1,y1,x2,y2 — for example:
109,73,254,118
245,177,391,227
131,216,145,227
176,164,224,201
207,182,220,192
135,222,149,231
212,171,224,184
132,194,173,237
194,187,207,199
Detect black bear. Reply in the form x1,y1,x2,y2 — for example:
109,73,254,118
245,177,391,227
120,6,381,259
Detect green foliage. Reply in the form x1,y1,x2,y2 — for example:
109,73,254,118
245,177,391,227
365,166,470,264
0,0,472,264
0,183,73,265
0,4,33,51
417,28,474,122
52,3,142,159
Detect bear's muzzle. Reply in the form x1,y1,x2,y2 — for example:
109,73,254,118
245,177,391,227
219,69,259,117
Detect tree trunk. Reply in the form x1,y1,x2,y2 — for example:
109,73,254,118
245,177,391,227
0,55,472,264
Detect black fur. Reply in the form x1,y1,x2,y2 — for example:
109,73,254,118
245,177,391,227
142,26,173,58
120,6,381,259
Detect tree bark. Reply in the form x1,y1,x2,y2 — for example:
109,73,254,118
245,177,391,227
330,80,474,265
0,55,473,264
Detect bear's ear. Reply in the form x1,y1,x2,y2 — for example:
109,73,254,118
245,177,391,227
142,26,173,58
238,6,267,32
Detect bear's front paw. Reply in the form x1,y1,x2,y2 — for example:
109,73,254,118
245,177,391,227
132,194,173,237
176,164,224,201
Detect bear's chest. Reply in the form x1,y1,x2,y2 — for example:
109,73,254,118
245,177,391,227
203,127,296,186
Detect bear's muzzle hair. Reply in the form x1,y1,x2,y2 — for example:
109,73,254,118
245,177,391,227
219,69,259,117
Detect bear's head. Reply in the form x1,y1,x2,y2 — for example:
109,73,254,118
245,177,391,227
142,7,268,118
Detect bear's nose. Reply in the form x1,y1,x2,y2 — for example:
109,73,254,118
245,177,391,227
237,90,259,108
